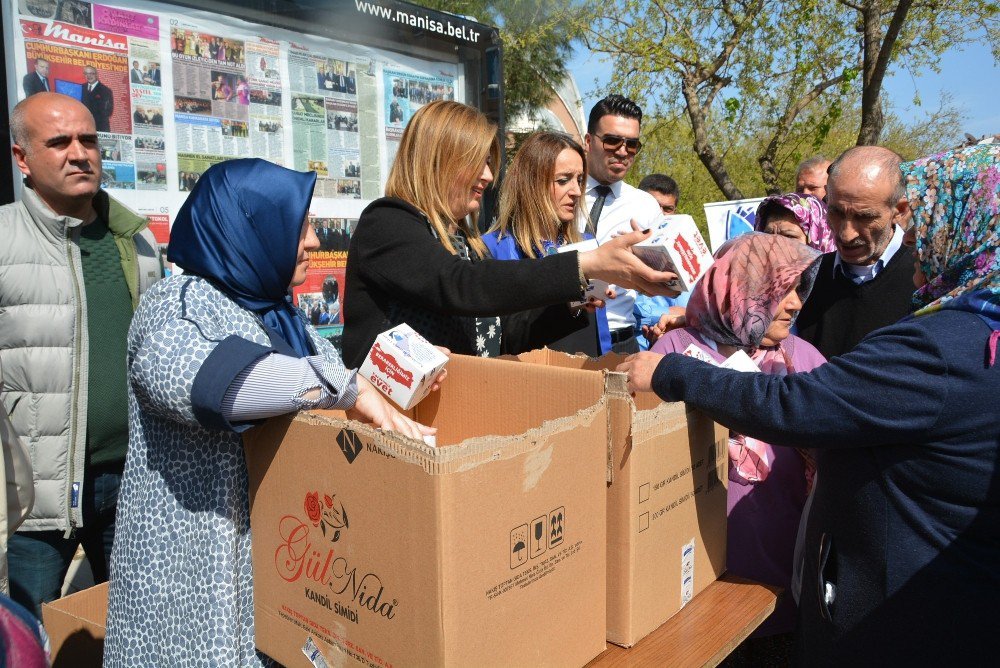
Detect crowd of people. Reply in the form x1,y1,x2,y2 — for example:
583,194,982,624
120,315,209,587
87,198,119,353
0,88,996,668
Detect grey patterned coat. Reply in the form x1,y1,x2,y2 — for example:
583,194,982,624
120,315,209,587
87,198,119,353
105,275,352,667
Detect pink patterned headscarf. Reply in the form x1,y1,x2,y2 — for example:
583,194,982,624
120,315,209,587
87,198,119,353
755,193,836,253
688,232,822,349
687,233,823,486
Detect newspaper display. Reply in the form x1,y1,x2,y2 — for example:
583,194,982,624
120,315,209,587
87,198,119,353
9,0,468,345
382,67,455,168
292,216,356,348
287,45,364,199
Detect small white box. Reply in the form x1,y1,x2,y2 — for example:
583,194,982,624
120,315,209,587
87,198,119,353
359,323,449,410
720,349,761,373
681,344,761,373
557,238,610,307
632,215,714,292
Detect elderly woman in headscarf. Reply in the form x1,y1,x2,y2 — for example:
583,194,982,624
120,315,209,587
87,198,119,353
650,233,827,660
104,159,435,667
755,192,836,253
619,141,1000,665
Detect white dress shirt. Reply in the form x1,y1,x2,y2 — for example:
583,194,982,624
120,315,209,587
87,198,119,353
580,175,662,331
833,223,905,284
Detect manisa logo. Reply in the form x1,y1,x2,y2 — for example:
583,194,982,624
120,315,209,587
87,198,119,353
274,490,399,621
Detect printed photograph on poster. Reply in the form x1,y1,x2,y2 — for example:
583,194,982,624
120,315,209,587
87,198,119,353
313,218,352,252
137,162,167,190
292,94,326,118
99,134,134,163
249,88,281,107
174,96,212,115
292,217,356,349
247,41,280,84
327,110,358,132
133,105,164,128
135,136,165,151
170,28,245,66
102,162,136,190
177,153,226,192
21,19,129,134
315,58,357,97
383,69,455,130
18,0,92,26
129,58,162,87
221,119,249,138
257,120,282,133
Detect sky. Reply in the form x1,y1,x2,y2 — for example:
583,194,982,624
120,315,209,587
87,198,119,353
567,35,999,140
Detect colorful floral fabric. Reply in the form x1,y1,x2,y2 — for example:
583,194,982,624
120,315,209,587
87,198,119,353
755,193,836,253
903,141,1000,364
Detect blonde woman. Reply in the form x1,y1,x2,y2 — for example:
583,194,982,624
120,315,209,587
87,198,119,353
485,131,612,355
342,101,680,366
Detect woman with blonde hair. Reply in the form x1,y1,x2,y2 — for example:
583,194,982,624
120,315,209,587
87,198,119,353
342,101,679,366
485,131,612,355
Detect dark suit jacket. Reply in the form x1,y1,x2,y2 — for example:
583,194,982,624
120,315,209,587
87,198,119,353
131,69,144,84
22,72,49,97
82,81,114,132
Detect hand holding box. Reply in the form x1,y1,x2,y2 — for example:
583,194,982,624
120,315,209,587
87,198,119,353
359,324,449,410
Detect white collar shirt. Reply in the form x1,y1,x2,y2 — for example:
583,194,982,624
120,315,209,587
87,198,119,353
832,223,905,284
580,175,662,331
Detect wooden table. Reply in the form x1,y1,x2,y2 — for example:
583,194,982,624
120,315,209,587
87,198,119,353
586,575,781,668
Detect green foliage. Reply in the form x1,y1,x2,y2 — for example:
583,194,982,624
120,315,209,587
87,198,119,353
420,0,586,120
580,0,995,198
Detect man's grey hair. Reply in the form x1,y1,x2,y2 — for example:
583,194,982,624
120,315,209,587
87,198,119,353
10,97,33,152
828,146,906,206
796,155,830,179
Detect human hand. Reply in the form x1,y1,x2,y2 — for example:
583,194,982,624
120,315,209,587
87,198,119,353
346,377,436,441
616,352,666,394
430,347,450,392
642,307,686,345
579,221,682,298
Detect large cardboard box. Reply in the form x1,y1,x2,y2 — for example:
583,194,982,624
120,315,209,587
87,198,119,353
245,354,610,667
506,349,729,647
41,582,107,668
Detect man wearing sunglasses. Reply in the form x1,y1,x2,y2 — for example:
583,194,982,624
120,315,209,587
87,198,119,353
583,95,675,353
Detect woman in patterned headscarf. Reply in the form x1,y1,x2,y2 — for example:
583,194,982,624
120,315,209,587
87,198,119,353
619,141,1000,664
754,192,836,253
650,233,827,661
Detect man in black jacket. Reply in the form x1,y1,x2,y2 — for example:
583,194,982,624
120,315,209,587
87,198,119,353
82,66,114,132
796,146,914,359
22,58,51,97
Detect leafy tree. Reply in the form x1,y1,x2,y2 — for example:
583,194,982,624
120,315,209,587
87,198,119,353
582,0,996,197
841,0,998,145
421,0,585,120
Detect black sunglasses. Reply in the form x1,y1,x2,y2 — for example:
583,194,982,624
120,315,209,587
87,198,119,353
595,133,642,155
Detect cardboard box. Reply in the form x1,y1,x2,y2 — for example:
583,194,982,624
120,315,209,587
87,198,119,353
359,323,449,409
245,354,609,667
41,582,107,668
505,349,729,647
556,238,610,307
632,215,714,292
